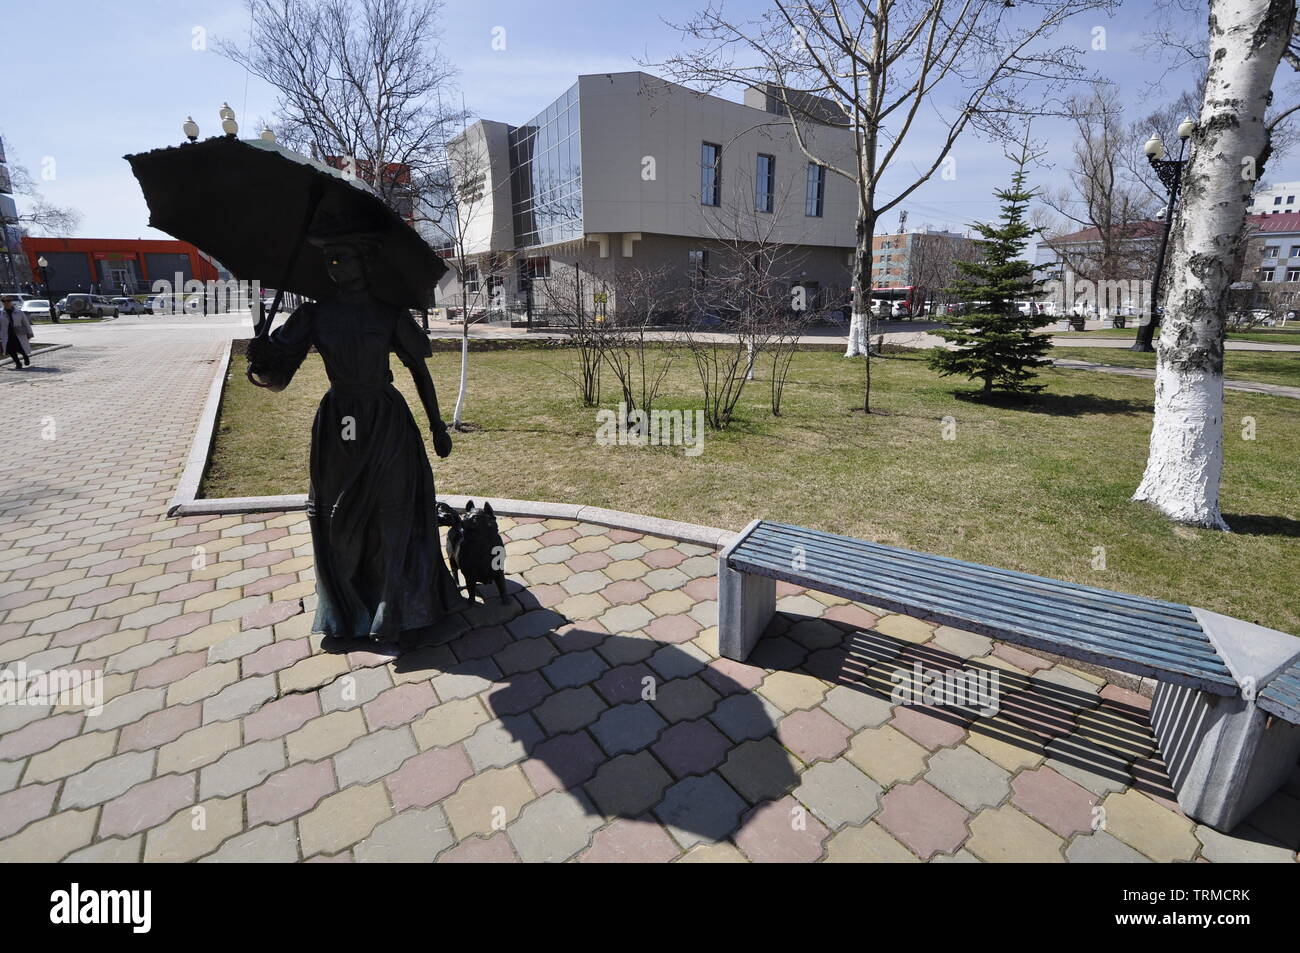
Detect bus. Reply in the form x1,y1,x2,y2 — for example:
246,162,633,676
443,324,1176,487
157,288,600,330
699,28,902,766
869,285,925,318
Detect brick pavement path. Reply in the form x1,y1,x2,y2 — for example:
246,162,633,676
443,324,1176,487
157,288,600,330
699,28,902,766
1,335,1297,862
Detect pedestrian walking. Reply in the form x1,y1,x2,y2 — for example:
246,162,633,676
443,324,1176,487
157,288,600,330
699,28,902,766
0,294,34,368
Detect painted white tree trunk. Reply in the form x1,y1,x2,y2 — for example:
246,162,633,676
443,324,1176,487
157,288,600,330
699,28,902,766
844,312,870,357
1133,0,1292,529
452,330,468,428
745,339,755,380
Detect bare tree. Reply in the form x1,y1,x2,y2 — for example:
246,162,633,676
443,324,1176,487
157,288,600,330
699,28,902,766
592,265,680,420
6,162,81,236
1133,0,1297,529
217,0,463,218
662,0,1110,413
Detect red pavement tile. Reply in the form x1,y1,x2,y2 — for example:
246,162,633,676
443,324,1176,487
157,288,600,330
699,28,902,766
50,618,117,648
241,599,303,631
87,557,142,578
607,529,641,543
243,527,289,545
521,732,605,795
651,718,732,778
683,576,718,601
890,703,968,750
385,745,474,811
70,584,133,609
877,780,971,860
645,614,703,645
568,551,613,572
153,580,215,603
0,712,83,760
242,573,298,597
145,611,211,642
1011,765,1099,837
601,580,652,605
100,774,196,838
643,548,686,569
1101,683,1151,712
242,638,311,678
247,760,337,825
363,682,439,730
537,528,580,546
522,584,569,609
700,658,766,695
120,703,202,751
243,693,322,743
0,783,59,839
778,708,852,763
135,651,208,690
580,819,682,862
438,833,518,863
992,643,1051,672
822,604,880,630
736,795,831,862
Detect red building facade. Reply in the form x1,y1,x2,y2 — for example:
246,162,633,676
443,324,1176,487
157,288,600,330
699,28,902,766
21,237,222,297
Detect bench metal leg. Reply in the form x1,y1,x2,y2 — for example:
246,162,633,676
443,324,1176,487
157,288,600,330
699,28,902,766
718,562,775,662
1149,608,1300,832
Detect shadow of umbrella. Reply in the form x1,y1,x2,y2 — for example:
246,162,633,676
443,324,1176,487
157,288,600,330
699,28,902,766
378,594,801,848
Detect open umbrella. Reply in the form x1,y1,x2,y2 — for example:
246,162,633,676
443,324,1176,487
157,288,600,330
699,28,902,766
125,136,446,334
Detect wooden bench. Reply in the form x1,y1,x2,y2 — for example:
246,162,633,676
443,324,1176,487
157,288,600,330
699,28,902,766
718,520,1300,832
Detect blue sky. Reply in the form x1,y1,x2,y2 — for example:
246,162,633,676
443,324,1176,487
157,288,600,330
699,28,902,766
4,0,1292,242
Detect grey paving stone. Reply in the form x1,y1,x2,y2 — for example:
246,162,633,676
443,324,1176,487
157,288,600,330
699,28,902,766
463,714,544,771
1195,825,1296,863
431,659,501,701
709,692,784,743
542,650,609,689
0,758,24,794
1065,830,1152,863
508,791,603,862
650,676,721,723
654,773,748,849
203,674,278,724
494,636,558,675
334,727,417,787
924,745,1012,812
320,666,393,712
108,641,174,675
354,805,454,862
719,737,801,804
646,643,710,680
60,751,156,809
534,687,609,735
201,823,299,862
584,750,673,817
594,633,659,666
91,687,166,732
590,702,667,756
200,740,287,799
66,835,143,863
208,627,275,664
795,759,883,829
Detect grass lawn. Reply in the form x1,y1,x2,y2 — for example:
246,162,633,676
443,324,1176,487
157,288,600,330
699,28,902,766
1052,346,1300,389
206,344,1300,633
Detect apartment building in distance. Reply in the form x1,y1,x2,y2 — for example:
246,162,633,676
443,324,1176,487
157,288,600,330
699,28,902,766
436,72,858,322
1249,181,1300,215
871,226,973,314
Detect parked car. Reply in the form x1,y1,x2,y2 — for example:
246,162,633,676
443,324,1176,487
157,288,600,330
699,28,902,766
112,296,144,315
20,299,54,319
61,294,119,318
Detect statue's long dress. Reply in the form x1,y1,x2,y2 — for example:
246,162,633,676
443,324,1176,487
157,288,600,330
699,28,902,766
248,299,461,641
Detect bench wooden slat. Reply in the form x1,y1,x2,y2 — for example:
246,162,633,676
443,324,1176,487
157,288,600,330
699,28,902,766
758,522,1201,627
731,550,1235,689
750,525,1214,652
732,543,1227,671
726,521,1237,695
1259,665,1300,723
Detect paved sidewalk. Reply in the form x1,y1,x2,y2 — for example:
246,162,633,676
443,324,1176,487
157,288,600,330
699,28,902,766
1052,359,1300,400
1,333,1297,862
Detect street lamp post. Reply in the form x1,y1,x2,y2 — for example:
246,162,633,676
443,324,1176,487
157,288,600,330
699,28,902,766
37,255,56,322
1133,117,1195,352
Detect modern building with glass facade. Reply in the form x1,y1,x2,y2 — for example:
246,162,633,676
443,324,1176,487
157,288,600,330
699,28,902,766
438,72,857,321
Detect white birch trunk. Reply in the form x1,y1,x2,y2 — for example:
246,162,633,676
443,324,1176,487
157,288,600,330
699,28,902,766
1133,0,1293,529
745,339,755,380
452,329,468,428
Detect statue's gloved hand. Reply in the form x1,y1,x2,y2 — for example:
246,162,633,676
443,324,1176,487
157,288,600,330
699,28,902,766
433,425,453,459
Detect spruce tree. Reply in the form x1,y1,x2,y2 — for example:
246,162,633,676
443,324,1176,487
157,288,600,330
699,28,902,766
928,147,1051,395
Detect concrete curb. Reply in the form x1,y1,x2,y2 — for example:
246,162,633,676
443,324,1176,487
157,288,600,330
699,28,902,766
168,339,232,517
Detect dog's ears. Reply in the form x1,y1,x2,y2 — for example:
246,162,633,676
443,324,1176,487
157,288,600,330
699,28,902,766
465,500,475,512
483,501,494,516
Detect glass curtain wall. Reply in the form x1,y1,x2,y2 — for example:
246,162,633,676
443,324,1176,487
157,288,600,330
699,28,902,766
509,83,583,247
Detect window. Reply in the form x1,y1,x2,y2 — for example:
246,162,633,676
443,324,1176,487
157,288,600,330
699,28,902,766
1265,246,1280,257
700,143,721,206
688,248,709,283
1260,269,1276,282
1290,246,1300,258
1275,196,1283,205
1289,195,1296,205
463,265,480,294
1288,268,1300,282
805,163,825,217
524,257,550,280
755,154,774,213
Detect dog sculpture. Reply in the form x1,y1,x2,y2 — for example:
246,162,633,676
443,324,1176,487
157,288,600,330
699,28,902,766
436,500,508,604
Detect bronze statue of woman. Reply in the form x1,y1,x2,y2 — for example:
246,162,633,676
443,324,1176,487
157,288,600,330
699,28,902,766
246,230,462,645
